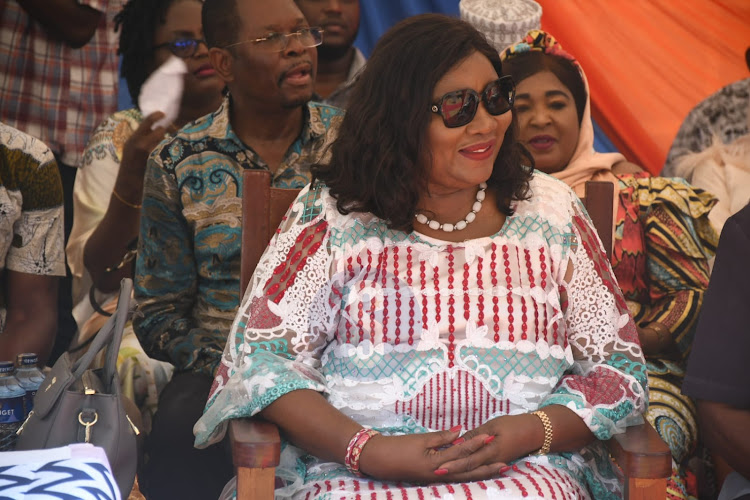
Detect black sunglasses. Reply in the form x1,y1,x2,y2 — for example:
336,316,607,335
154,38,207,58
430,76,516,128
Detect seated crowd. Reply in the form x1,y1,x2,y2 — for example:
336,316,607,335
0,0,747,499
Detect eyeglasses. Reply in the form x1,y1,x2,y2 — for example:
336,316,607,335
153,38,208,58
224,27,323,53
430,76,516,128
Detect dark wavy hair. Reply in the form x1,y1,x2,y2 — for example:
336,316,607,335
502,51,587,125
312,14,533,232
115,0,184,102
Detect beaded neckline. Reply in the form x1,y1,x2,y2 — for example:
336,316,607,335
414,182,487,233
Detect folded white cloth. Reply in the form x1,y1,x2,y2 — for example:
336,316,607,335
0,444,121,500
138,55,187,130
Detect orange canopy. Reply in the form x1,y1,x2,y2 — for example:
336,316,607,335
538,0,750,174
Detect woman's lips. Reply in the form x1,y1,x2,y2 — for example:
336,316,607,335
459,141,495,161
527,135,556,151
194,64,216,78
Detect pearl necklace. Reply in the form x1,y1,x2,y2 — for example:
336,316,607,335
414,182,487,232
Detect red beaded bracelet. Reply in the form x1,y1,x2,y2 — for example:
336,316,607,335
344,428,380,476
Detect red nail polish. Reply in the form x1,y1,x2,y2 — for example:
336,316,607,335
449,425,462,433
452,437,465,446
499,465,511,474
434,468,449,476
483,435,496,445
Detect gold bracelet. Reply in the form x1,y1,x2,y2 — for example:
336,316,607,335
532,410,553,455
112,188,142,209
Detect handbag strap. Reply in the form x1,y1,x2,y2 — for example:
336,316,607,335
71,278,133,389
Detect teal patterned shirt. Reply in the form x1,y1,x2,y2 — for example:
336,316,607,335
134,98,344,375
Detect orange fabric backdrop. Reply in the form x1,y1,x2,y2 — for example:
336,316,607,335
537,0,750,174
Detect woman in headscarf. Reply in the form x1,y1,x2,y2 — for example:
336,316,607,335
501,30,719,499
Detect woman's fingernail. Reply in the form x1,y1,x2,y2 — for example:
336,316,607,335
434,468,449,476
499,465,511,474
452,437,465,445
483,435,496,445
449,425,462,433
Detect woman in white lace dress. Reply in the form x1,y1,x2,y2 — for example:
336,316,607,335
195,14,647,500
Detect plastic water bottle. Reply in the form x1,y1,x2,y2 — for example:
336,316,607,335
15,353,44,418
0,361,25,451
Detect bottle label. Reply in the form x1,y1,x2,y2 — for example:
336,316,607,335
0,396,24,423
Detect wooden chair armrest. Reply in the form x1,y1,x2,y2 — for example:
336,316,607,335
605,421,671,479
230,419,281,500
229,418,281,469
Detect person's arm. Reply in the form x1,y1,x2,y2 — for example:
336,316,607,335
0,271,58,365
133,148,225,376
627,176,718,359
696,400,750,478
1,144,65,366
16,0,103,48
551,204,648,431
84,112,167,293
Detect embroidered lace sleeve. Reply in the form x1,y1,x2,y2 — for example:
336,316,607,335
541,198,648,441
195,183,336,447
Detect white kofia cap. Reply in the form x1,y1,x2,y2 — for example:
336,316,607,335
459,0,543,53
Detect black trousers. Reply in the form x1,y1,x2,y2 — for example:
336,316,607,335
140,372,233,500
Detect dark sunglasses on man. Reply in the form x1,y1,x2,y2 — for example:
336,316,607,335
431,76,516,128
154,38,208,59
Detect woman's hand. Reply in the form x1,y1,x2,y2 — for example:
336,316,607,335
434,415,543,475
359,427,507,484
110,111,168,208
435,406,596,475
637,322,672,356
119,111,168,183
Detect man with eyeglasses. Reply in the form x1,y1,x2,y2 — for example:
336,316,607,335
295,0,365,109
132,0,343,498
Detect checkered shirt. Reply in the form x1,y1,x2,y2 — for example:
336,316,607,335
64,0,125,167
0,0,123,166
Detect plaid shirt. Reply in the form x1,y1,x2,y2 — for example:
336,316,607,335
64,0,125,167
0,0,123,166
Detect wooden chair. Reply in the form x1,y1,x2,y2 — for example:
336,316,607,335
582,180,614,260
240,169,302,293
231,168,297,499
228,175,672,500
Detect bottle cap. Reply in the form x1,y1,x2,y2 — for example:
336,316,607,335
17,353,38,367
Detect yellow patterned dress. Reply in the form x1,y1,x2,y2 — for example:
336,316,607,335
613,172,718,499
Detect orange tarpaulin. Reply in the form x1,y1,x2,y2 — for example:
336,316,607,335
538,0,750,174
